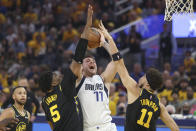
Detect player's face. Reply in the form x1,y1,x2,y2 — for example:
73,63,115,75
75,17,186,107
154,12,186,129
51,72,62,87
13,88,27,105
138,75,148,89
82,57,97,77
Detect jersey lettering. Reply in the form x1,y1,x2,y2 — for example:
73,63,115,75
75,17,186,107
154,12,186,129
140,99,158,112
85,83,103,91
45,94,57,105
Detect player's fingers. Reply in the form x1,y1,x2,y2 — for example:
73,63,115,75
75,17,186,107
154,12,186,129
100,20,105,29
12,118,19,123
99,20,108,33
6,127,11,131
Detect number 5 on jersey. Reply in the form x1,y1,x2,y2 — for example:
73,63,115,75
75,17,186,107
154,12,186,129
50,104,61,122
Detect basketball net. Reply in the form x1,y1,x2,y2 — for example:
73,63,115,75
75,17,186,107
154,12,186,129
164,0,194,21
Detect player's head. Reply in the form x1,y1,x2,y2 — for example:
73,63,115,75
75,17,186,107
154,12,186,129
138,68,163,91
39,71,62,92
12,86,27,105
82,56,97,77
18,78,29,88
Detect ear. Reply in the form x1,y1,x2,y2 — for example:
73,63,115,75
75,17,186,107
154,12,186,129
81,65,84,72
12,94,15,100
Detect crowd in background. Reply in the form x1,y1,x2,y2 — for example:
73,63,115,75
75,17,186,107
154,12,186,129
0,0,196,121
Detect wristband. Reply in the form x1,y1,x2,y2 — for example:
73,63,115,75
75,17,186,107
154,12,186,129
112,52,122,61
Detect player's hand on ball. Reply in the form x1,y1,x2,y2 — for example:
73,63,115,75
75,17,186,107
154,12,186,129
81,5,93,39
97,29,107,47
98,20,112,40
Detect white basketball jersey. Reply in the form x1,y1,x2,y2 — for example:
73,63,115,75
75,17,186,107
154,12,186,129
76,75,112,128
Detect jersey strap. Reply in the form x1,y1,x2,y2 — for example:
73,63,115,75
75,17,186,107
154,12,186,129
104,85,108,97
99,75,109,98
76,76,86,94
12,105,27,117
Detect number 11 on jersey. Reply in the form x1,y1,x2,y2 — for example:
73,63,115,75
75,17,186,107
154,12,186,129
94,91,103,102
137,108,153,128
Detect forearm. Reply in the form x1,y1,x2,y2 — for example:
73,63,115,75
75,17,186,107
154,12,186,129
71,38,88,77
105,37,119,55
117,59,137,88
160,104,179,131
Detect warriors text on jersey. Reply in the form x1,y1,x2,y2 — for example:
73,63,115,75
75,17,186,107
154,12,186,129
77,75,112,128
9,105,29,131
125,88,160,131
42,68,83,131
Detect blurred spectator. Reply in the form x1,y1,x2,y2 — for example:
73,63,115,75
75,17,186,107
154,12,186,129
162,70,171,83
0,92,7,107
171,71,180,87
166,105,176,114
109,83,119,105
132,2,142,16
169,91,180,113
181,102,191,115
178,65,189,79
159,23,177,66
125,25,142,72
184,51,195,73
109,83,118,116
116,102,126,116
178,78,189,101
179,87,196,109
163,62,172,74
130,63,144,82
160,96,168,106
116,91,127,116
142,0,155,17
158,79,174,102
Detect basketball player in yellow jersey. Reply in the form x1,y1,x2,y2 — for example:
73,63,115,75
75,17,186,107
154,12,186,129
98,21,179,131
0,86,30,131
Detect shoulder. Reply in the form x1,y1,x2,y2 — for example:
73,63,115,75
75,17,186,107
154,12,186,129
0,107,15,121
96,75,104,81
3,107,15,115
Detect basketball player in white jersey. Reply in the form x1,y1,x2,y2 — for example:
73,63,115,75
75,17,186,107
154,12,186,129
72,6,119,131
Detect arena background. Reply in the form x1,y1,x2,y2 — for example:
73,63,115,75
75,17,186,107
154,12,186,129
0,0,196,131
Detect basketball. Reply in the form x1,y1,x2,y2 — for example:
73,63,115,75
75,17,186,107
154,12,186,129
87,27,101,48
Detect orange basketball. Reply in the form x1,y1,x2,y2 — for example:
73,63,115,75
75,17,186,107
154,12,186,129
87,27,101,48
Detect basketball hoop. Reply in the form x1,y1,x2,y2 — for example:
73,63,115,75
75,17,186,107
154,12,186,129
164,0,194,21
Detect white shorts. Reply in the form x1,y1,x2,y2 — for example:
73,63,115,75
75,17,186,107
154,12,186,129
84,123,117,131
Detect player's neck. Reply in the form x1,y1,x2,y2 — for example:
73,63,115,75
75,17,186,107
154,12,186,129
83,72,94,77
14,103,24,112
145,86,154,93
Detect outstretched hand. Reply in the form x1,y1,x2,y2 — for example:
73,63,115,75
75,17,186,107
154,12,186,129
81,5,93,39
96,29,106,47
98,20,112,40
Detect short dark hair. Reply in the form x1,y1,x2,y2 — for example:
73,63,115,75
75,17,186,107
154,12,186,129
12,86,27,94
83,55,95,60
146,68,163,91
39,71,53,92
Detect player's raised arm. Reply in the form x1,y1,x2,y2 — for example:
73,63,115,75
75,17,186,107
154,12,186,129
160,103,179,131
117,59,139,94
98,21,119,84
98,21,138,94
70,5,93,79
